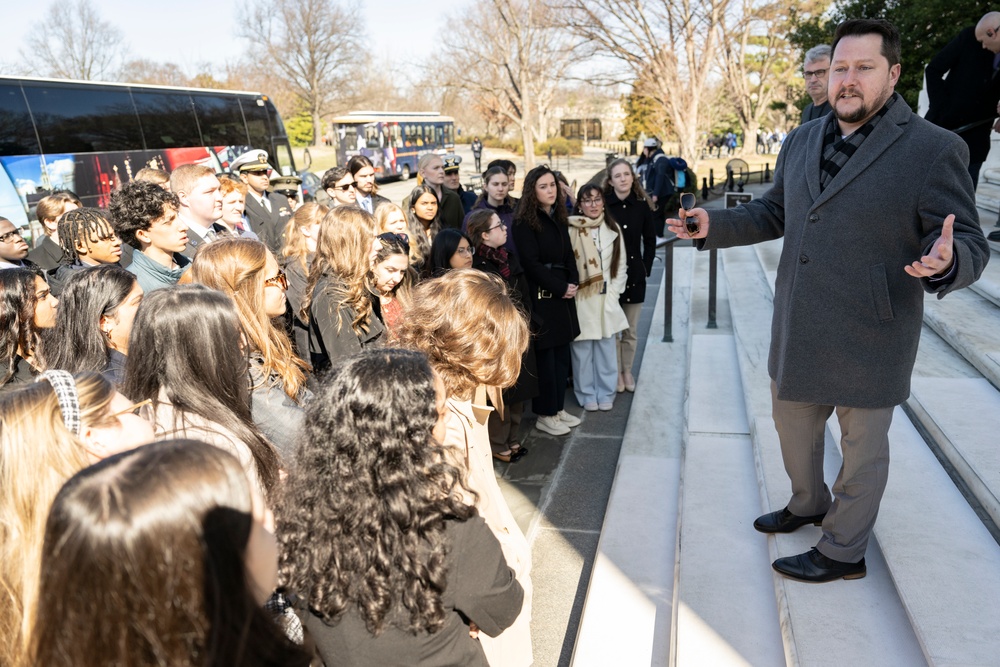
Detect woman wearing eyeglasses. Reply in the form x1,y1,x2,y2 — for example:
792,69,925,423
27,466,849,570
191,238,312,461
426,228,475,278
0,268,59,386
322,165,358,207
302,207,385,375
463,166,518,256
0,370,154,667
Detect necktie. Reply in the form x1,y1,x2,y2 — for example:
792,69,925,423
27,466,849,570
362,197,372,213
261,195,272,213
203,228,218,242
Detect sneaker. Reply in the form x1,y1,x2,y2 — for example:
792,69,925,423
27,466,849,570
988,229,1000,242
557,410,582,427
536,414,570,436
598,402,614,411
583,402,599,412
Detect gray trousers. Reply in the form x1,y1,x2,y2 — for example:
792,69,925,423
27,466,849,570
770,381,894,563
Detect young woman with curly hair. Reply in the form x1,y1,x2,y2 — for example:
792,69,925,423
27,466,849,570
603,158,655,393
40,265,141,386
191,238,312,460
301,206,383,374
0,268,59,386
512,165,581,436
394,270,533,667
123,285,281,500
278,348,523,665
0,371,153,667
30,440,311,667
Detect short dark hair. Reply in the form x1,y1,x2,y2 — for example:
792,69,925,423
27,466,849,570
831,18,901,68
487,158,515,175
346,154,373,176
321,165,350,190
108,181,180,249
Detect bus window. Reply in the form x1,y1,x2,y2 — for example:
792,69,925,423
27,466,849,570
131,91,201,149
365,125,380,148
389,124,401,148
22,83,143,153
343,126,358,153
241,98,272,152
435,125,444,147
0,83,40,156
264,99,287,138
272,142,295,176
191,94,250,147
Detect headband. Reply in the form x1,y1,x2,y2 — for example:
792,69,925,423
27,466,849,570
37,370,81,435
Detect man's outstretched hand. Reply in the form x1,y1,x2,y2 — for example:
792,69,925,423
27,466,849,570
665,207,710,239
905,214,955,278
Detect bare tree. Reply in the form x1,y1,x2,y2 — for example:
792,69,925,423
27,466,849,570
19,0,128,81
240,0,365,146
119,60,190,87
716,0,803,154
557,0,733,167
437,0,583,168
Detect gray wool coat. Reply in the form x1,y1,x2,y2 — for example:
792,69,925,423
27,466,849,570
701,95,989,408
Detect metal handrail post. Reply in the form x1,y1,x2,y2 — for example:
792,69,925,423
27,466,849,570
707,248,718,329
662,241,674,342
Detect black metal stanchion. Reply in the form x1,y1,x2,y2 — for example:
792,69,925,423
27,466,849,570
707,248,718,329
701,177,709,200
663,241,674,342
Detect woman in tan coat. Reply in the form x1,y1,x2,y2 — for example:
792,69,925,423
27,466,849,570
395,270,533,667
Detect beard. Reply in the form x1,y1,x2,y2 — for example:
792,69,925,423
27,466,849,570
833,85,892,125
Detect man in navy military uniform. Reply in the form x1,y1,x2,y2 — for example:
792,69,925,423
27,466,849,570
232,150,292,255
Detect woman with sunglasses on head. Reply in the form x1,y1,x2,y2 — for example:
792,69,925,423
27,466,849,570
281,202,328,358
322,166,357,207
192,238,312,461
40,265,142,386
123,284,281,501
369,232,413,334
0,268,58,387
512,165,582,437
463,166,518,257
405,183,442,273
603,158,656,393
568,184,628,412
302,207,384,375
30,440,311,667
467,209,538,464
426,228,475,278
0,370,154,666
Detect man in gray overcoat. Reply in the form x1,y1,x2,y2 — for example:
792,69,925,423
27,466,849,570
669,19,990,583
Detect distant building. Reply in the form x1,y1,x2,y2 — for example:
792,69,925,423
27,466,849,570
560,118,602,141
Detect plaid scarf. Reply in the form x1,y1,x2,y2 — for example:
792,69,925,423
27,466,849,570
479,244,511,278
820,92,898,191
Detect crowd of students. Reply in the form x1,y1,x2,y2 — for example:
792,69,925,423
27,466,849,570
0,149,657,666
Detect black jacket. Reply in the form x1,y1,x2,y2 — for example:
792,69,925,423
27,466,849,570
307,274,384,375
605,192,656,304
27,235,63,271
512,208,580,350
244,191,293,255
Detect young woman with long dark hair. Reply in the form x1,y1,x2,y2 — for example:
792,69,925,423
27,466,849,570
278,348,523,665
0,268,58,386
463,166,518,256
191,238,312,460
40,265,141,385
280,202,328,357
368,232,412,333
123,285,281,499
30,440,311,667
512,165,581,437
405,183,441,271
568,184,628,411
603,158,655,393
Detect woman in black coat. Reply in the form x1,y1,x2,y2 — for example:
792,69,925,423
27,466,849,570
512,166,581,437
604,158,656,393
468,209,539,461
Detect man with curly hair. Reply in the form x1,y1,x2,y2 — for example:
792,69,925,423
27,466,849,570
109,181,190,294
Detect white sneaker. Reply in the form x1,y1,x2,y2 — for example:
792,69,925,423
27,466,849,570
598,402,614,411
583,402,599,412
557,410,582,427
536,414,570,436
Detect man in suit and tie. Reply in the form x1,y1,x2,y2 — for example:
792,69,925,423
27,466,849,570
348,155,390,214
233,149,292,255
669,19,989,583
169,164,227,259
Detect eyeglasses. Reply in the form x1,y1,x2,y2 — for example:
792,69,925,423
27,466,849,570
109,398,154,422
455,245,475,257
263,269,288,290
580,197,603,205
803,68,828,79
0,229,23,244
988,25,1000,39
486,222,505,232
332,181,356,191
378,232,410,250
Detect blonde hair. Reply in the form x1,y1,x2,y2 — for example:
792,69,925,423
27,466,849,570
190,239,308,398
0,373,118,667
281,202,328,273
374,203,421,266
302,207,376,336
35,193,78,226
394,271,529,400
169,163,215,196
133,167,170,187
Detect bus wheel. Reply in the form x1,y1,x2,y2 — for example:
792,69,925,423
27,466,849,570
401,164,411,180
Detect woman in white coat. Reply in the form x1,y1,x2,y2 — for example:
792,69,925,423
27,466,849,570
568,183,629,411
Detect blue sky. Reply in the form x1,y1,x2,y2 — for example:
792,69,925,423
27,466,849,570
6,0,466,78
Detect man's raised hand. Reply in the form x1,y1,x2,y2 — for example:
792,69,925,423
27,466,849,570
905,214,955,278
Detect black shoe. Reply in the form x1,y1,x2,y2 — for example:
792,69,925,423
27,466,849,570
772,548,866,583
988,229,1000,242
753,506,826,534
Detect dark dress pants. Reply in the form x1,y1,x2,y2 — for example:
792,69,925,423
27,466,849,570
533,343,570,417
